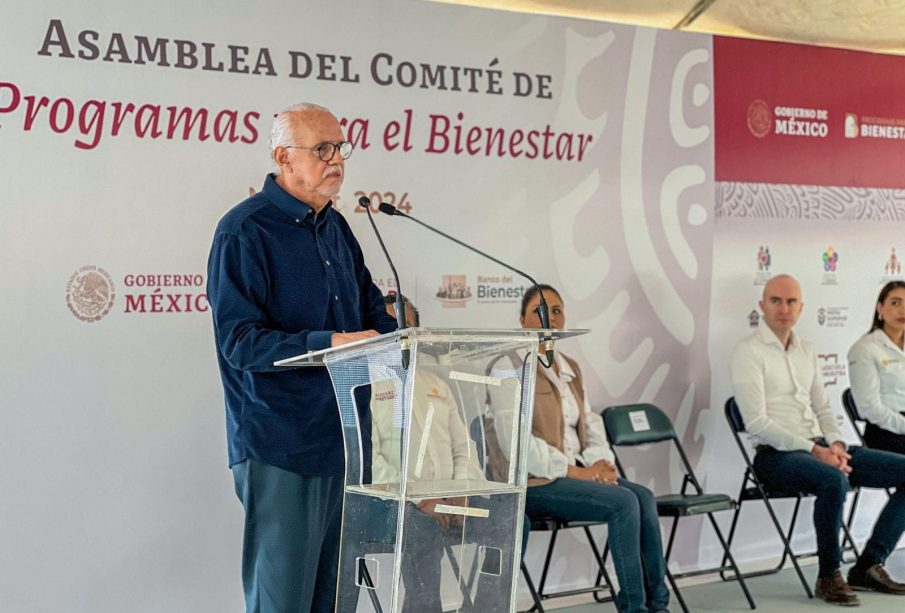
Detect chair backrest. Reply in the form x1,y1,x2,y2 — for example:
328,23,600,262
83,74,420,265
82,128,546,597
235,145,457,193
841,388,867,446
602,403,676,446
842,388,864,423
725,397,746,434
469,415,487,468
474,414,512,483
603,403,704,495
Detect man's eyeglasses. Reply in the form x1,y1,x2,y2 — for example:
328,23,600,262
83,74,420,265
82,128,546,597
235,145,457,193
284,141,353,161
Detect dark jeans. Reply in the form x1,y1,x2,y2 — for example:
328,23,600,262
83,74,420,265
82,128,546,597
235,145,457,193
399,506,446,611
526,477,670,613
359,497,509,612
865,423,905,455
753,445,905,577
232,460,344,613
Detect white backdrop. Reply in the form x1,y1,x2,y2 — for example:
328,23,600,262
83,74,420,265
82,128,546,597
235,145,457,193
11,1,892,611
707,184,905,559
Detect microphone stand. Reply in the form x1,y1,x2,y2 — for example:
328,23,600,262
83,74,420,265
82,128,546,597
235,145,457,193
358,197,410,369
377,202,554,368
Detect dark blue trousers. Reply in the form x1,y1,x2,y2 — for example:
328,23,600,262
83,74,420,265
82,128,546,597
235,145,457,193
232,460,344,613
754,445,905,578
526,477,670,613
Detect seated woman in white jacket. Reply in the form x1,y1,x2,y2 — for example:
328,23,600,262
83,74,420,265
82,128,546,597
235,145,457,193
848,281,905,455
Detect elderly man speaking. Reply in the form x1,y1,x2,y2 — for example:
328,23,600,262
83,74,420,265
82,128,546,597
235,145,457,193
207,102,396,613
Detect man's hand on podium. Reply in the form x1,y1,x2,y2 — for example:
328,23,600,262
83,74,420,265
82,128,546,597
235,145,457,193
331,330,379,347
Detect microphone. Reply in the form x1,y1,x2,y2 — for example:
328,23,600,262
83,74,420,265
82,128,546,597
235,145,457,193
358,196,410,369
377,202,555,368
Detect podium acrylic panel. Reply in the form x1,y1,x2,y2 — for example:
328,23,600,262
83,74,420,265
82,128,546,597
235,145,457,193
327,334,539,613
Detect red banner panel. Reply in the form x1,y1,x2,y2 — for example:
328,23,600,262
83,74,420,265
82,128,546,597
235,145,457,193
714,36,905,189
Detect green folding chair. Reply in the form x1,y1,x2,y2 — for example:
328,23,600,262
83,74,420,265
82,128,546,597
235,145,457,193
603,403,756,612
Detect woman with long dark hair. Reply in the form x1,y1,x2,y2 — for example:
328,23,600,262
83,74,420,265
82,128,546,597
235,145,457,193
848,280,905,454
491,284,670,613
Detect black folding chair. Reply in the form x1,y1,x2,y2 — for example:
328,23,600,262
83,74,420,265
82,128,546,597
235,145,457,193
842,389,869,447
522,515,619,612
721,397,861,599
603,403,756,612
352,523,476,612
470,416,619,613
841,388,892,535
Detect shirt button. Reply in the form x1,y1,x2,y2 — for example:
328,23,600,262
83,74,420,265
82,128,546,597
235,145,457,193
334,295,339,301
295,218,300,223
325,259,331,266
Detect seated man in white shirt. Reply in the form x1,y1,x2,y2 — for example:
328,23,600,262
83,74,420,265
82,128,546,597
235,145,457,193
731,274,905,606
370,295,486,612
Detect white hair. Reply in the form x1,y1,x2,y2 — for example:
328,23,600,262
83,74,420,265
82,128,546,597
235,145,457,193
269,102,332,165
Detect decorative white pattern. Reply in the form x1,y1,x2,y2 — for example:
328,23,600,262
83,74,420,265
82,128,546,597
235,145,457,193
717,182,905,220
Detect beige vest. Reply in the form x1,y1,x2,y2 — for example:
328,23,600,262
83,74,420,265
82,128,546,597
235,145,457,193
528,354,588,486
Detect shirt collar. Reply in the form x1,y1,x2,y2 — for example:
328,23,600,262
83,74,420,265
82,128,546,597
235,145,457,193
871,327,905,354
261,173,333,226
540,352,576,384
757,325,799,351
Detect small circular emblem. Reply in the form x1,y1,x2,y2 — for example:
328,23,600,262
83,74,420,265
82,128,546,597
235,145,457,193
747,99,772,138
66,265,115,322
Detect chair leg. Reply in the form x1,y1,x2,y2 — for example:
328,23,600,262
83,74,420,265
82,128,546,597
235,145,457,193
592,539,617,606
359,563,384,613
719,496,745,581
845,489,861,536
768,496,813,598
537,528,558,597
665,567,689,613
707,512,756,610
664,516,680,561
658,517,689,613
722,495,812,598
841,520,861,561
444,543,475,610
776,496,803,571
520,561,545,613
582,526,620,609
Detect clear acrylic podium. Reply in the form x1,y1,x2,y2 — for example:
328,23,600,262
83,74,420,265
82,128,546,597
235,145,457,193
276,327,587,613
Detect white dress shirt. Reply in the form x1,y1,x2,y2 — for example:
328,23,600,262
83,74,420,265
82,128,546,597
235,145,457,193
370,370,484,486
848,329,905,435
490,352,613,480
731,327,844,451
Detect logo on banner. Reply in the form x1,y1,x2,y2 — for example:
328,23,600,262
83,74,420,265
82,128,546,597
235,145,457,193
850,114,905,140
884,248,903,278
476,275,527,305
747,100,772,138
122,273,208,314
818,353,847,386
67,267,209,322
821,246,840,285
823,247,839,272
748,310,761,329
754,245,772,285
817,306,849,328
66,265,115,322
845,113,860,139
436,275,472,308
746,100,829,138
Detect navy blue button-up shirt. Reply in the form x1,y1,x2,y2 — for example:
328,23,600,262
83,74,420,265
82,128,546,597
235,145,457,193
207,174,396,476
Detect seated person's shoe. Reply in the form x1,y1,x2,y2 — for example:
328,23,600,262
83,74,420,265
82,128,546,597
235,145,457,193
815,571,860,607
848,563,905,595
